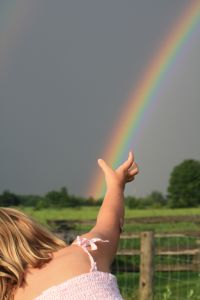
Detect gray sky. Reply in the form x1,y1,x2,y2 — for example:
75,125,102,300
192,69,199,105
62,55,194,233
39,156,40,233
0,0,200,198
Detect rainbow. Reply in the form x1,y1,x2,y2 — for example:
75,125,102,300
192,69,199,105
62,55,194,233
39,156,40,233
88,1,200,199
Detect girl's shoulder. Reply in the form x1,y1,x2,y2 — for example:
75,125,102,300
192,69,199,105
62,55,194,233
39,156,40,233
14,238,110,300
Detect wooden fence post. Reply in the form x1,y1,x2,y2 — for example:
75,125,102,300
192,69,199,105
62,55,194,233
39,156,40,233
139,231,155,300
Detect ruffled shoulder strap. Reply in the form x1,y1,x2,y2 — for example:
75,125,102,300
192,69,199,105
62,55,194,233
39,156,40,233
72,235,109,272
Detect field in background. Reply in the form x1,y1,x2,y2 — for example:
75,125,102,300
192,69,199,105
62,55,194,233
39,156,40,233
19,206,200,227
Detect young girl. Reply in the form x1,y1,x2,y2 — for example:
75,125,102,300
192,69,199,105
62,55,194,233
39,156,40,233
0,152,138,300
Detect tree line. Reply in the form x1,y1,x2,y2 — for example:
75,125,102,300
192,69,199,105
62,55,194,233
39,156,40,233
0,159,200,209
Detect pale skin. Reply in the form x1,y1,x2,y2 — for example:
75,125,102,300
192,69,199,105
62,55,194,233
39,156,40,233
14,152,138,300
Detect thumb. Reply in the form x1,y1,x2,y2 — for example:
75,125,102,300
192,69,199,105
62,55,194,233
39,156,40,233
98,159,112,174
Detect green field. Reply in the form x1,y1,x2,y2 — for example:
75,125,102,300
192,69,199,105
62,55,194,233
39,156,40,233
19,206,200,235
19,206,200,225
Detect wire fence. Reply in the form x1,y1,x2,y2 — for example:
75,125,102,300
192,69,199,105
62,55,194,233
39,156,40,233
116,231,200,300
49,216,200,300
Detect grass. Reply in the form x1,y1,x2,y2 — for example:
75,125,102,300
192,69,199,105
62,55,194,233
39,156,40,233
19,206,200,224
153,272,200,300
117,272,200,300
19,206,100,225
17,206,200,236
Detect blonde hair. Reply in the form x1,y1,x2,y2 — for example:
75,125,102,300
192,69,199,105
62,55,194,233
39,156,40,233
0,207,66,300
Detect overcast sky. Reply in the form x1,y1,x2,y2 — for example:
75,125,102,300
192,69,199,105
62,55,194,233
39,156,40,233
0,0,199,198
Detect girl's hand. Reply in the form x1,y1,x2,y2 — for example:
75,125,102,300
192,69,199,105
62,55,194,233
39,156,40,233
98,151,139,191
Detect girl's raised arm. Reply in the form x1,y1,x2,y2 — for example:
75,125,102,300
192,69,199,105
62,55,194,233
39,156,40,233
80,152,139,267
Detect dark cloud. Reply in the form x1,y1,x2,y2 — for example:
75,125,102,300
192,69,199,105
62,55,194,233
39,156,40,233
0,0,199,197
